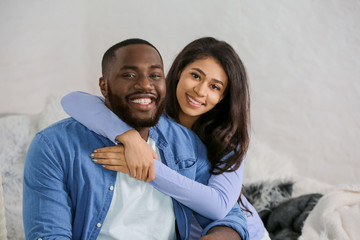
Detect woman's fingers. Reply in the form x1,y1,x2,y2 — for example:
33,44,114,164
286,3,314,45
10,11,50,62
136,168,143,181
141,168,148,182
117,130,156,181
94,145,125,153
91,152,124,159
102,165,130,174
92,158,127,166
90,132,157,182
147,165,155,182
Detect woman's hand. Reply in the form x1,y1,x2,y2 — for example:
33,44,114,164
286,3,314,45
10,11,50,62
116,129,157,182
90,145,130,174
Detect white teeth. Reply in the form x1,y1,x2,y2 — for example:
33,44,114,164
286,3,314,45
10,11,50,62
187,95,202,105
131,98,152,105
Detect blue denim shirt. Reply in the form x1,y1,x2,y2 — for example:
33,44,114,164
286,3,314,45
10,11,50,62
23,116,248,240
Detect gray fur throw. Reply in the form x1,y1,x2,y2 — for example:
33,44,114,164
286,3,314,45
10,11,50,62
243,180,322,240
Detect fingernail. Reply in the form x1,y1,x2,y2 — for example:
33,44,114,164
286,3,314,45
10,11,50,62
102,165,106,168
89,153,94,158
92,159,98,163
93,150,97,153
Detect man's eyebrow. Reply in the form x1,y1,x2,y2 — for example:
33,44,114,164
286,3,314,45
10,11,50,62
120,65,138,70
150,64,163,69
120,65,163,70
191,67,225,86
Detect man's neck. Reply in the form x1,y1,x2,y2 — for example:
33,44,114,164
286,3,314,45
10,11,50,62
104,101,150,141
136,128,150,141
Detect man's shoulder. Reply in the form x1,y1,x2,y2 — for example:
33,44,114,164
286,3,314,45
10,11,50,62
39,117,82,133
37,117,93,140
155,115,196,137
153,114,205,149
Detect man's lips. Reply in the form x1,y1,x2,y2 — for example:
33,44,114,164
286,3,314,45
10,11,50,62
127,93,157,109
130,98,152,105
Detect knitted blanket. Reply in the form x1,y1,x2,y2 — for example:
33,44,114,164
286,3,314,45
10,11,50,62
300,185,360,240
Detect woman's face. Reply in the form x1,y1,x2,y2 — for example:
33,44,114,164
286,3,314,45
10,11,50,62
176,57,228,127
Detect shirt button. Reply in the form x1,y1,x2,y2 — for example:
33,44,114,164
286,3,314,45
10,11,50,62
109,186,114,191
97,222,102,228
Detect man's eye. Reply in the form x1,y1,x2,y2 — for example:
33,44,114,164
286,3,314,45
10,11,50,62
191,73,200,80
150,73,162,79
123,73,136,78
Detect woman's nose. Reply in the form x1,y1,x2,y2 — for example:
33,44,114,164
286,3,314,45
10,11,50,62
193,82,207,97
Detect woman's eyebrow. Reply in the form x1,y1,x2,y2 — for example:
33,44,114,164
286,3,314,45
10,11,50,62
213,79,225,86
191,68,206,76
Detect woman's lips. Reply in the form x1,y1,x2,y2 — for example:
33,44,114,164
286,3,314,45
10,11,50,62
186,94,204,108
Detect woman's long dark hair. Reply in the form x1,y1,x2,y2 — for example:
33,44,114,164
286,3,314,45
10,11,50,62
166,37,250,175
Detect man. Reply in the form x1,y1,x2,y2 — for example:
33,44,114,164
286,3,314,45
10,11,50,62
23,39,248,239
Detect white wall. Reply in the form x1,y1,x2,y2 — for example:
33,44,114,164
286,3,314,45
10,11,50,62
1,0,359,185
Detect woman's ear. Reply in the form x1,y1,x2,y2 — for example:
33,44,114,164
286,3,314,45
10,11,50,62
99,77,108,98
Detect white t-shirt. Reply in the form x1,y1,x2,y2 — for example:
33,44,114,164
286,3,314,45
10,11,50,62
97,137,176,240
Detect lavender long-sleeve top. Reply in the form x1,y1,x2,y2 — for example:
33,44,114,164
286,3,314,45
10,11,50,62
61,91,265,239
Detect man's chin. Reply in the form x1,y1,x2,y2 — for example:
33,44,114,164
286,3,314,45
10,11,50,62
128,118,159,128
108,92,164,129
113,110,161,129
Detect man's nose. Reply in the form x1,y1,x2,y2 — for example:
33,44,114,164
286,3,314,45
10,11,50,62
134,74,152,90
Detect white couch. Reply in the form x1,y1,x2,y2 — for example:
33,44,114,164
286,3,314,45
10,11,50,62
0,95,358,239
0,95,67,239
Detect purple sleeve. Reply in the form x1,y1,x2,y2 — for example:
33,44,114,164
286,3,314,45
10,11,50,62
61,91,133,143
61,91,244,220
151,158,244,220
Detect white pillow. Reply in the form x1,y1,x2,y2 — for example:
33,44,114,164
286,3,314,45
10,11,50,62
0,167,7,240
0,94,67,240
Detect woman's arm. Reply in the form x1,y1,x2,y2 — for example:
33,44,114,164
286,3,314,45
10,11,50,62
61,91,132,142
151,158,244,220
62,91,244,219
61,91,156,181
91,145,244,220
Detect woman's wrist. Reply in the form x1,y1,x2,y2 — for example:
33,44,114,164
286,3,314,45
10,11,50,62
115,129,141,146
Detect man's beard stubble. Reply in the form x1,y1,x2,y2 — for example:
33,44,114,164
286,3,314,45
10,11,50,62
107,87,165,129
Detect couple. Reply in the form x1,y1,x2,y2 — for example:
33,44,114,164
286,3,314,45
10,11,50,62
23,37,267,239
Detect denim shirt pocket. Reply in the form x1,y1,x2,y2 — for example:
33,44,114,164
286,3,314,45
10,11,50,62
174,156,196,177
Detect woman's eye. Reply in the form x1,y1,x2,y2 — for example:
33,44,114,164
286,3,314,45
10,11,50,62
210,84,221,91
191,73,200,80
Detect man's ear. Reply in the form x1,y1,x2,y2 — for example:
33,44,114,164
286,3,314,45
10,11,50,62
99,77,108,98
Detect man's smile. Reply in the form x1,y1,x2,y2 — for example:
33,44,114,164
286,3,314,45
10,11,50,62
130,98,152,105
127,93,157,111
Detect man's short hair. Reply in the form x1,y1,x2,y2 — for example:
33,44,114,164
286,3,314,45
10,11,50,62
101,38,163,77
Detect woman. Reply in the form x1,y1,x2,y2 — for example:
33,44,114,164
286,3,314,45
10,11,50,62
62,37,268,240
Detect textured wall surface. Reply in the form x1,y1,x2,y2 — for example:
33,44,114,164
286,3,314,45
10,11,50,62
1,0,359,185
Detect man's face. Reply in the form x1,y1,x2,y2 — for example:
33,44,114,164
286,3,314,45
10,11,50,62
100,44,166,129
